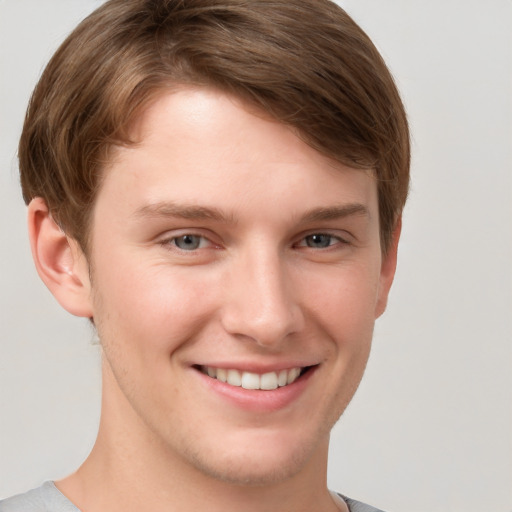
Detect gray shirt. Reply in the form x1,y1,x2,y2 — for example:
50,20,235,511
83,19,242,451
0,481,385,512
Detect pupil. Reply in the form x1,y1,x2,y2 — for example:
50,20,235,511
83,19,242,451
176,235,200,250
308,234,330,248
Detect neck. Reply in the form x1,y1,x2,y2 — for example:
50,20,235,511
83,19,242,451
57,363,342,512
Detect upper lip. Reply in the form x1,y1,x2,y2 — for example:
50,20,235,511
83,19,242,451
191,361,319,373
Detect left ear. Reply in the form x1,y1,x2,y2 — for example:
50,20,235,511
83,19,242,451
375,216,402,318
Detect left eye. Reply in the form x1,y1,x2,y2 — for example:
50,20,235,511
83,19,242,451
171,234,208,251
300,234,340,248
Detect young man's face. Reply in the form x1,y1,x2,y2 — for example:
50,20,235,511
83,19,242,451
82,88,396,485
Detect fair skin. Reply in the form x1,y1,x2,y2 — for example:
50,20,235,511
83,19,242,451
29,87,399,512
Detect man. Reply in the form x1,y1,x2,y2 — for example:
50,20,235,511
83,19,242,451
0,0,409,511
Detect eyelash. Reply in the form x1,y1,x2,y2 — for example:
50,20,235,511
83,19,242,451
161,234,213,252
160,231,349,253
295,233,348,249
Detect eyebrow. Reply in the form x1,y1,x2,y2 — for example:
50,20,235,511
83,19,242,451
133,201,234,223
133,201,370,224
299,204,370,223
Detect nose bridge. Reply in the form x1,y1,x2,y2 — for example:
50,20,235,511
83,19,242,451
221,244,303,346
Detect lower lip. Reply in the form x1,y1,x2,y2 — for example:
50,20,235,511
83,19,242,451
194,367,317,413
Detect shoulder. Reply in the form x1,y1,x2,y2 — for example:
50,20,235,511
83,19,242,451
0,482,80,512
2,485,384,512
339,493,387,512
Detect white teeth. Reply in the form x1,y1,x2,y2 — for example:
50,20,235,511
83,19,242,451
217,368,227,383
226,369,242,387
260,372,278,390
277,369,288,387
287,367,301,384
241,372,260,390
202,366,304,390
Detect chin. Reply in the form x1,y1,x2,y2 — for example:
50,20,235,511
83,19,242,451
187,449,309,487
178,427,328,487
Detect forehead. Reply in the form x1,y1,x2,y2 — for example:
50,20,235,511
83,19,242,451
126,87,337,172
97,87,378,227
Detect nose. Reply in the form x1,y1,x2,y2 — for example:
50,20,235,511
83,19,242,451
220,247,305,348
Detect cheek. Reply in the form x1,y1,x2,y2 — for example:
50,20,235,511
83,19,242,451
90,257,218,355
299,262,381,335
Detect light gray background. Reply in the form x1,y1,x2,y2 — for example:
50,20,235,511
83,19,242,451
1,1,511,511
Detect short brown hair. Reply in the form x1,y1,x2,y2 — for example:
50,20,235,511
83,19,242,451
19,0,409,253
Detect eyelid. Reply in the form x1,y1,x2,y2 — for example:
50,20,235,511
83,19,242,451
175,234,210,250
294,230,352,248
157,229,220,252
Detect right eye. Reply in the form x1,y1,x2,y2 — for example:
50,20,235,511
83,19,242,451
302,233,337,248
167,234,210,251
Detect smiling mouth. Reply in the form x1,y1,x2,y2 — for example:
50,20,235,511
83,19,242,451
198,366,312,391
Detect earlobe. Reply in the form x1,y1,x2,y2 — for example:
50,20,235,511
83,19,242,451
375,217,402,318
28,197,93,318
